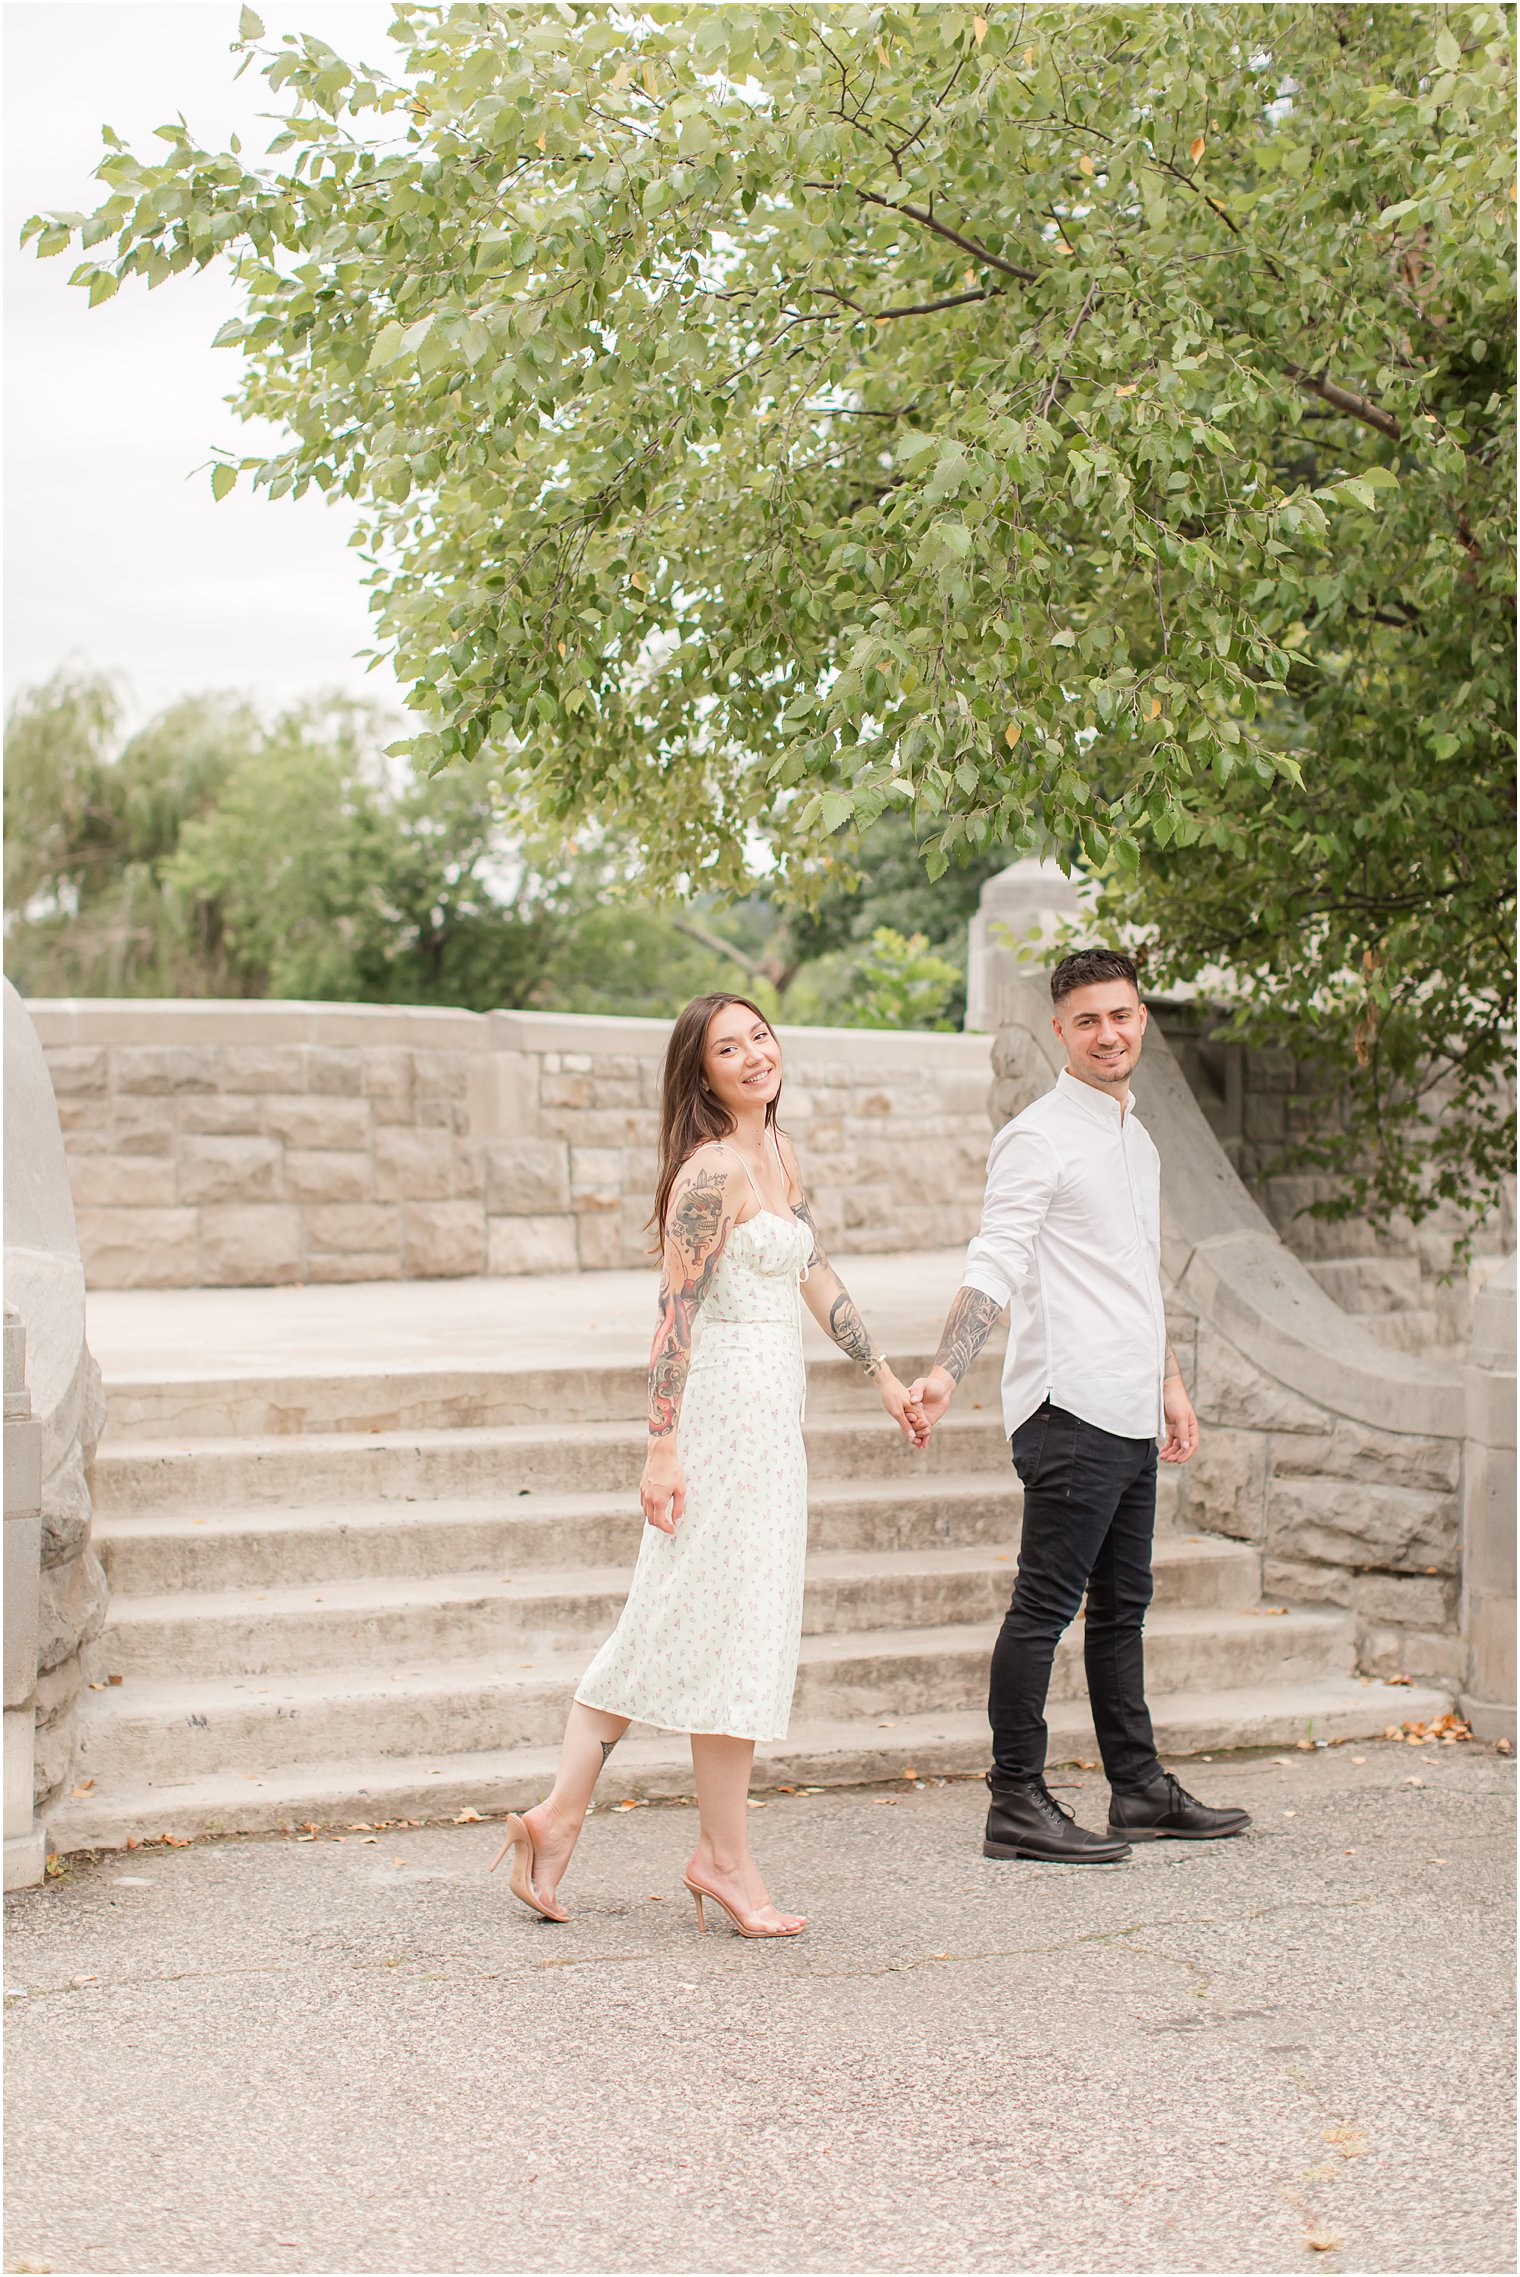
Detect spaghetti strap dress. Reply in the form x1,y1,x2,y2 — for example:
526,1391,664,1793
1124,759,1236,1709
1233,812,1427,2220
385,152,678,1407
574,1146,813,1743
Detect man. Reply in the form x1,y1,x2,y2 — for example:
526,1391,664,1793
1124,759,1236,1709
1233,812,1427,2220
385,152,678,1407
910,948,1250,1863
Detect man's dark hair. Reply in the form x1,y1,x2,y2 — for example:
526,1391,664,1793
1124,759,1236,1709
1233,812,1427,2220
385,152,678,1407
1049,948,1140,1007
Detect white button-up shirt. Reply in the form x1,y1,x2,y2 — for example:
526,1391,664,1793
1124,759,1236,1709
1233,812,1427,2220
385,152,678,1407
959,1068,1168,1442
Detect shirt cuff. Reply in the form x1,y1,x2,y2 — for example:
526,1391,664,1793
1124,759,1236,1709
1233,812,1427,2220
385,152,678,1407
959,1263,1013,1312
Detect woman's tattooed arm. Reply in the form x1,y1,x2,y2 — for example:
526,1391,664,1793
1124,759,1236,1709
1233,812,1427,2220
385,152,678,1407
931,1288,1006,1384
647,1164,736,1438
792,1177,876,1370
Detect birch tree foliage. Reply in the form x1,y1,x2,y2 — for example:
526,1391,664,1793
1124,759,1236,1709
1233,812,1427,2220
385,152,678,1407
29,6,1507,876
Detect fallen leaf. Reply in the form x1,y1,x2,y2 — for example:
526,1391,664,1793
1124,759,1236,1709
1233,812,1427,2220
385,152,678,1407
108,1674,123,1686
1350,1755,1366,1764
453,1809,482,1824
1283,1810,1297,1818
1296,1738,1314,1750
362,1837,378,1845
70,1780,95,1796
1190,135,1206,162
1004,720,1022,749
348,1823,372,1832
1305,2227,1342,2253
647,1894,664,1901
69,1974,100,1988
1324,2124,1366,2155
1402,1776,1425,1788
901,1766,919,1781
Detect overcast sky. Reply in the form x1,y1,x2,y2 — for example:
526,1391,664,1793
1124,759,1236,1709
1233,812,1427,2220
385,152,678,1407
5,0,405,732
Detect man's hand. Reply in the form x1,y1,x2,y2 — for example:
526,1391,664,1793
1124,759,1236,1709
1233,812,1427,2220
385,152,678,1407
906,1366,957,1437
1159,1375,1199,1465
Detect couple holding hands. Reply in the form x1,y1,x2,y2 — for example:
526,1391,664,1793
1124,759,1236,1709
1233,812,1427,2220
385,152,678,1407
492,951,1248,1937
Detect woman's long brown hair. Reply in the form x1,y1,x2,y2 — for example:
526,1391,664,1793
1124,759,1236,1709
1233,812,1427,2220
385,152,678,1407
648,994,781,1250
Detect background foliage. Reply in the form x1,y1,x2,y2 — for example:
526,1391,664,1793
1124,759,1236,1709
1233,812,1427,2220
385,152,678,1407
27,3,1516,1222
4,670,983,1024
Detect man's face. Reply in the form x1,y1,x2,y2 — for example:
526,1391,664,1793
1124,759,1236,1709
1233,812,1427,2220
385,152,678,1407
1052,981,1147,1092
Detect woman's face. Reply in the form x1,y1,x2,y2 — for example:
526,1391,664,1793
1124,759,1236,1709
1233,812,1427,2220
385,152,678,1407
702,1002,782,1118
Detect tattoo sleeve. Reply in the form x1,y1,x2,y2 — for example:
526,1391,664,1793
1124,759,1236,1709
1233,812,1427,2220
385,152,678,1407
647,1168,734,1438
793,1185,873,1369
932,1288,1006,1385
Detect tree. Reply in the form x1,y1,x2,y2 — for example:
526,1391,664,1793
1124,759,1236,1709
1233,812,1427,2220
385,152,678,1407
30,5,1514,1217
4,671,257,996
3,670,760,1016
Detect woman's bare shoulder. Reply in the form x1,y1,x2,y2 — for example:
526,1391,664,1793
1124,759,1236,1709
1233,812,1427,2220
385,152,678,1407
668,1141,744,1205
665,1143,744,1255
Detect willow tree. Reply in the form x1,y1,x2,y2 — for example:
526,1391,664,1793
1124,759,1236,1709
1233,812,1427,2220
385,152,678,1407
29,3,1514,1218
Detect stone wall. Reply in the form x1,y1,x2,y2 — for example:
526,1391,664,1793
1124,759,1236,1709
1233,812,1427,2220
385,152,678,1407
4,982,108,1879
25,1001,994,1289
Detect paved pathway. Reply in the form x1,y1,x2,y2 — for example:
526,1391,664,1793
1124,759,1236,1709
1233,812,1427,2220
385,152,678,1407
82,1253,974,1383
6,1739,1513,2274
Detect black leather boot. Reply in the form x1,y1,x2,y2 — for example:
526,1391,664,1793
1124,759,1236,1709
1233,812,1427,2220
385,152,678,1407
1107,1771,1251,1841
983,1772,1133,1863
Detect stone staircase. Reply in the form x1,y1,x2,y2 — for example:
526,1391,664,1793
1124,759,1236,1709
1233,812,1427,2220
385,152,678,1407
48,1350,1445,1852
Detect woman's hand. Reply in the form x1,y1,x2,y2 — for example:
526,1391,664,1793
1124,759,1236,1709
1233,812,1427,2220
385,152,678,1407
876,1365,930,1449
640,1438,686,1533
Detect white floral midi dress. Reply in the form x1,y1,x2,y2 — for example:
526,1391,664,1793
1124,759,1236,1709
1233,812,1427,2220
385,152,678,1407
574,1206,813,1743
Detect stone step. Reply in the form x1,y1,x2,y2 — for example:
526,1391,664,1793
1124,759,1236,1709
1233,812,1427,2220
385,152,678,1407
102,1349,1002,1440
89,1409,1012,1518
93,1475,1021,1594
1306,1257,1426,1314
70,1608,1351,1787
94,1535,1263,1680
45,1677,1452,1853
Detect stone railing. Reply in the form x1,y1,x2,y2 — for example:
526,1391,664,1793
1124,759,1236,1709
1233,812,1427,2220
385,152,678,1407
4,982,108,1884
26,1000,994,1290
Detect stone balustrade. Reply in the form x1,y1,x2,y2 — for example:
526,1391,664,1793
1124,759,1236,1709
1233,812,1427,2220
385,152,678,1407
26,1001,994,1290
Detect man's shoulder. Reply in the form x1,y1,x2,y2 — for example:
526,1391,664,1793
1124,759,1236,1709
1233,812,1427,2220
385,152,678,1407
988,1086,1067,1165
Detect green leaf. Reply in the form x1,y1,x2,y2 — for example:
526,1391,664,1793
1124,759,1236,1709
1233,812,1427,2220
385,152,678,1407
1434,26,1461,71
239,6,264,38
210,462,237,500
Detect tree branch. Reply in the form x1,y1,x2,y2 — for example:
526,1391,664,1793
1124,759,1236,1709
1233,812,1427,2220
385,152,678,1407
1286,366,1402,441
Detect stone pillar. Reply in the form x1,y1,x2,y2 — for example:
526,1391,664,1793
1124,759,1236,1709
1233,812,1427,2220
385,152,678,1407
4,1309,45,1889
965,857,1084,1034
1461,1255,1517,1741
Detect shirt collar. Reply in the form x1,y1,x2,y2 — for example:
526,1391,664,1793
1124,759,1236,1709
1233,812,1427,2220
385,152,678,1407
1056,1065,1135,1128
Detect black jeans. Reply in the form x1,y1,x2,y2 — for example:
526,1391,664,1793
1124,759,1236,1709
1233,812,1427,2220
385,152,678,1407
989,1400,1164,1793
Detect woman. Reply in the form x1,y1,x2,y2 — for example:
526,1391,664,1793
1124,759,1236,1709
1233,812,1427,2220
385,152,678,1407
491,993,924,1936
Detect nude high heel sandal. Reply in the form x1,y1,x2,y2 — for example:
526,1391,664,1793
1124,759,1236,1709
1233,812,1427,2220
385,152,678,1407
684,1876,806,1939
489,1811,569,1923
